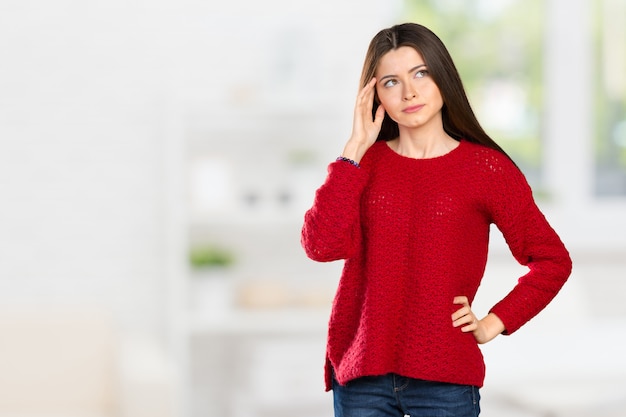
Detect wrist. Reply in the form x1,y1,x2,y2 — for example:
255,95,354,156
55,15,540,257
336,156,361,168
342,139,371,163
481,313,506,341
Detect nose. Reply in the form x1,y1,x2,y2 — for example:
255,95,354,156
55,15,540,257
403,85,417,101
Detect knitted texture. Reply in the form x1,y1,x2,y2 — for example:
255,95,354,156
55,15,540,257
301,140,572,391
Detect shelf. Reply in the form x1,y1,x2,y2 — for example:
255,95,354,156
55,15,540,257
183,308,329,336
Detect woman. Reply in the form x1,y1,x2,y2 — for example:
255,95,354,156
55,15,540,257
301,23,572,416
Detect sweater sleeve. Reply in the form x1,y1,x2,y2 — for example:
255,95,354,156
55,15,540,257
485,157,572,335
301,161,368,262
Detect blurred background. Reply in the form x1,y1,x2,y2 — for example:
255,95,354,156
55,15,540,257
0,0,625,416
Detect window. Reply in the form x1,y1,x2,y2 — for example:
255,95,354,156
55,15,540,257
404,0,546,188
593,0,626,196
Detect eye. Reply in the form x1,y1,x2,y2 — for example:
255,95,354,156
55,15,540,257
383,78,398,88
415,69,429,79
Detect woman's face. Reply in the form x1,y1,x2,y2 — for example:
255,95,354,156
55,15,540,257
374,46,444,132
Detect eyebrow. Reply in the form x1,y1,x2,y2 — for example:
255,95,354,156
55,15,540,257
379,64,427,82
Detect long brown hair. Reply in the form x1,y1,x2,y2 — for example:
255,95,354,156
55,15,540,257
360,23,512,159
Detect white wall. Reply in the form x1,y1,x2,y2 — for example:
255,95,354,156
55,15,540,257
0,0,400,343
0,1,180,337
2,2,624,416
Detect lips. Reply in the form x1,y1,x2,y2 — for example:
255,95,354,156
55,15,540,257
403,104,424,113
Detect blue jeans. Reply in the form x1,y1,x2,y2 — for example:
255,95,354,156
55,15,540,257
333,373,480,417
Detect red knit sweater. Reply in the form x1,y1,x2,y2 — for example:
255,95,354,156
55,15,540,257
302,140,571,391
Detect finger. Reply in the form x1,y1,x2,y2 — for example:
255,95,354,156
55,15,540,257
453,296,469,306
355,84,375,123
461,317,478,333
361,78,377,103
355,81,379,132
452,312,476,328
357,77,377,101
373,104,385,126
451,305,468,321
453,315,474,329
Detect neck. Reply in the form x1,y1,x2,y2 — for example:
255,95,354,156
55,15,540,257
391,125,458,159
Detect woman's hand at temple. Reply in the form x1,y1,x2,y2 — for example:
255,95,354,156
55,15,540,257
341,77,386,163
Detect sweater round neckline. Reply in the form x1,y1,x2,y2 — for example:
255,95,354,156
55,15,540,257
380,138,464,162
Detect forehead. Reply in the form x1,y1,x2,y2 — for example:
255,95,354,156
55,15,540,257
375,46,425,76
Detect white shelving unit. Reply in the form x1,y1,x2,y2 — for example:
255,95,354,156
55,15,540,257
162,99,347,417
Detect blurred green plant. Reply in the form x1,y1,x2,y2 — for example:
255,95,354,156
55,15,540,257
189,245,235,269
287,148,318,166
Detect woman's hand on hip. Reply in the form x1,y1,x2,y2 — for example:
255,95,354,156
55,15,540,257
452,296,506,344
